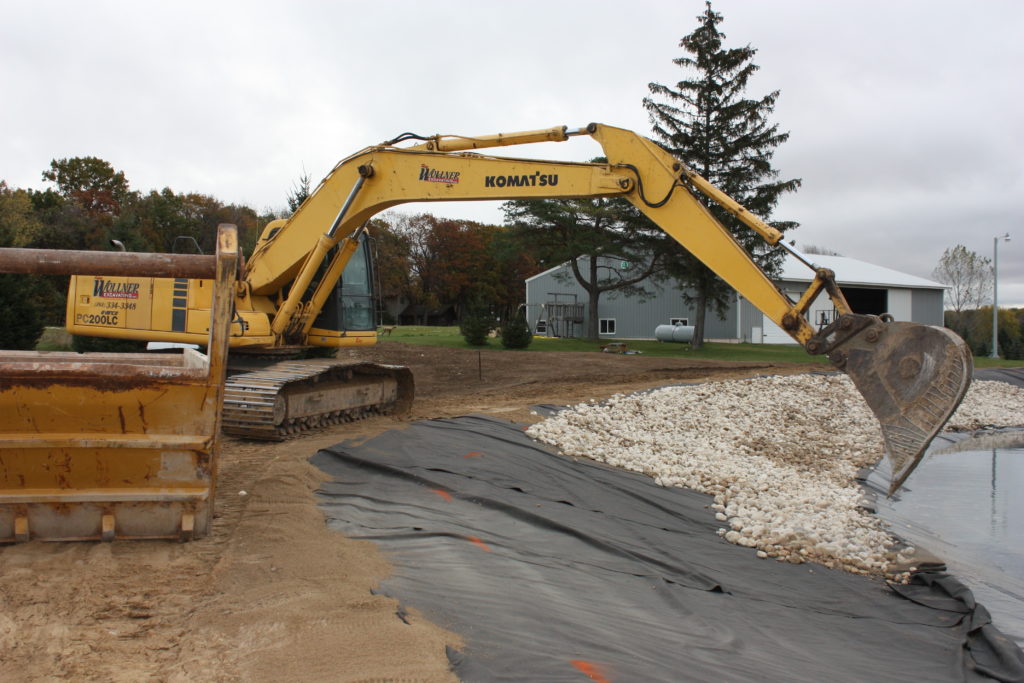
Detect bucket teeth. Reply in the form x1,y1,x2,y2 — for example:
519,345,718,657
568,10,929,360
823,315,972,496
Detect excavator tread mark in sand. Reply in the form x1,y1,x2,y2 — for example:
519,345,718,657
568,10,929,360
222,360,414,440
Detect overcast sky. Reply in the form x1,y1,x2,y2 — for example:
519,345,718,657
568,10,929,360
3,0,1022,306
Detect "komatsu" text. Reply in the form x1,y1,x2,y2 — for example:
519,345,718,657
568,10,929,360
484,172,559,188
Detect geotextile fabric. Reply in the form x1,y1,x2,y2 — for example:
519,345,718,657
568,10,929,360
975,367,1024,388
313,415,1024,682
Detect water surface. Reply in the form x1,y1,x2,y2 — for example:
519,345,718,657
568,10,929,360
876,430,1024,645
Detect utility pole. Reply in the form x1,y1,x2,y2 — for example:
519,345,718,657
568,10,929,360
991,233,1011,358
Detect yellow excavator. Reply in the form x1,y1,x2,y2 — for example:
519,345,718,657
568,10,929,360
67,123,972,495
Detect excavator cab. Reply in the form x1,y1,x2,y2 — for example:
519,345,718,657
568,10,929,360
310,234,378,338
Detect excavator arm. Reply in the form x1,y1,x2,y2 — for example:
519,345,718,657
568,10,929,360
249,123,839,341
247,122,971,493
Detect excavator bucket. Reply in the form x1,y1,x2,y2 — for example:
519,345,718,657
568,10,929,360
0,225,237,542
821,315,973,496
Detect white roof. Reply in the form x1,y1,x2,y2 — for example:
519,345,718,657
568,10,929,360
779,253,944,290
527,252,945,290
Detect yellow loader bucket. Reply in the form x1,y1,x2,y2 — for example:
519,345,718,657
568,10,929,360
0,225,238,542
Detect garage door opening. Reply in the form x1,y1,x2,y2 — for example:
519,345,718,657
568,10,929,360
841,287,887,316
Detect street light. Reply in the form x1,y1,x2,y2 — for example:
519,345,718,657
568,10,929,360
991,233,1011,358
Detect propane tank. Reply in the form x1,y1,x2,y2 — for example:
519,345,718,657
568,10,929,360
654,324,695,343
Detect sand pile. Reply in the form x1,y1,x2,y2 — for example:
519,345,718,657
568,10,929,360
527,375,1024,579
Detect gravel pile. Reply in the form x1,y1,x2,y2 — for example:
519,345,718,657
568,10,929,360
527,375,1024,578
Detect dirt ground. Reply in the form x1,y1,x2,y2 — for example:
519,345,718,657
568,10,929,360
0,343,826,681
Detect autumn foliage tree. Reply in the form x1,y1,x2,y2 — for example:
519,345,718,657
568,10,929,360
0,157,279,337
43,157,130,218
383,213,535,324
120,189,268,256
41,157,131,251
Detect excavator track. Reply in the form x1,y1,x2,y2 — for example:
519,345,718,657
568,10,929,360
222,360,414,440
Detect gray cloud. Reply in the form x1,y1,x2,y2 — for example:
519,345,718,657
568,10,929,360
2,0,1021,304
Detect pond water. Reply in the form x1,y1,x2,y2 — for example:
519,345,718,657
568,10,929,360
874,430,1024,646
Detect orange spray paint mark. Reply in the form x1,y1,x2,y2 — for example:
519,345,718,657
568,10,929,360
430,488,453,502
464,451,482,458
465,535,492,552
570,660,610,683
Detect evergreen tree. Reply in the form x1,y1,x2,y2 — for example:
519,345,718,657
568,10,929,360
464,305,495,348
0,185,45,347
0,273,44,349
286,169,312,214
459,295,495,346
500,310,533,349
644,1,800,348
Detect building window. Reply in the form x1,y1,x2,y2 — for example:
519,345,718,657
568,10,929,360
670,317,688,326
535,319,547,334
599,319,616,335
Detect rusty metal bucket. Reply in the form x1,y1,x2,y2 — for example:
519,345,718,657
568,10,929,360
819,314,974,496
0,225,237,542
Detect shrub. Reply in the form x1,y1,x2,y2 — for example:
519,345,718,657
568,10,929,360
0,274,44,349
500,312,533,349
460,300,495,346
71,335,148,353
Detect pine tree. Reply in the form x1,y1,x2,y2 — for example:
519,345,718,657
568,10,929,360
459,295,495,346
286,169,312,214
500,310,533,349
644,1,800,349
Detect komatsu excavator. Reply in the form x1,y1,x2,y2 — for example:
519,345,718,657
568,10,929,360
67,123,972,495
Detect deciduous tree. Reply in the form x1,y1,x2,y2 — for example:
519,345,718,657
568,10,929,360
38,157,137,252
42,157,130,217
932,244,992,342
933,244,992,315
502,193,665,341
390,213,515,324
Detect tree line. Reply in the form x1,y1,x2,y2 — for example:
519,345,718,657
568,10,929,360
0,160,547,348
933,244,1023,359
0,157,277,348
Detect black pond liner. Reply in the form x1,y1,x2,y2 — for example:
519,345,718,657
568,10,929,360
313,411,1024,682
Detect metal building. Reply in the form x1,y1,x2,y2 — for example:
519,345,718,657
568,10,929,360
524,253,945,343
